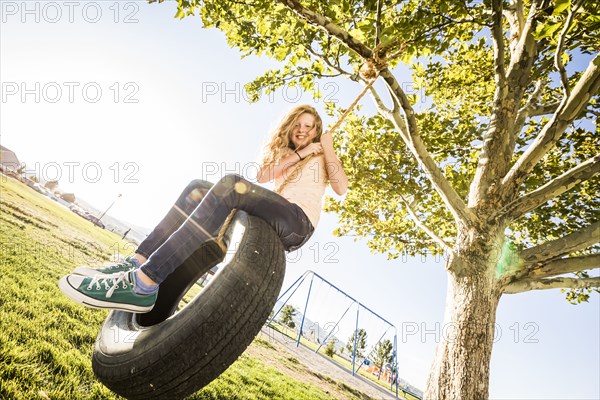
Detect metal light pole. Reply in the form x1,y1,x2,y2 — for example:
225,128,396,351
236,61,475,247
98,193,122,221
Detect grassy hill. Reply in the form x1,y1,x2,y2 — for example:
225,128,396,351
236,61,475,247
0,176,375,400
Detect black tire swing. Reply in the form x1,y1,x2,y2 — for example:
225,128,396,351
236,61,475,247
90,61,383,399
92,212,286,399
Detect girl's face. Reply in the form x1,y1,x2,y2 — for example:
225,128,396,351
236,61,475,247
290,112,318,150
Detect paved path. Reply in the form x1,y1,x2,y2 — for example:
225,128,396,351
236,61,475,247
259,326,401,400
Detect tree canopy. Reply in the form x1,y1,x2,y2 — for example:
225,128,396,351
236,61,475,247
156,0,599,397
280,304,297,329
162,0,599,300
346,327,368,359
371,338,394,379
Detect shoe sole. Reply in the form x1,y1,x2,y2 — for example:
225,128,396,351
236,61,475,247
72,266,135,276
58,276,154,313
72,266,105,276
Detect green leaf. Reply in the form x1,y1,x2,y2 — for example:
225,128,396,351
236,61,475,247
174,8,185,19
160,0,599,292
534,22,563,40
553,0,571,16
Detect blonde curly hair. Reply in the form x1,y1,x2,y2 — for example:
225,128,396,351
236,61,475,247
260,105,323,166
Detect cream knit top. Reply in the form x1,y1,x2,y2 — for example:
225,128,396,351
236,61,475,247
275,153,328,228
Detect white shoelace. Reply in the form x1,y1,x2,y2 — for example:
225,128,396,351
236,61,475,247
104,257,134,271
87,271,130,298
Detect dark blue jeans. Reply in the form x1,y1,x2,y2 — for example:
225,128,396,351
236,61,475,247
136,175,314,285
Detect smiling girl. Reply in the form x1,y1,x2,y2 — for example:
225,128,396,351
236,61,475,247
59,104,348,312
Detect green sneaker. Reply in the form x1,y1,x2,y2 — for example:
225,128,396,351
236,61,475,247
73,256,139,276
58,271,157,313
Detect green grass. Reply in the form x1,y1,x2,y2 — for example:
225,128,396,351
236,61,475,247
0,176,375,400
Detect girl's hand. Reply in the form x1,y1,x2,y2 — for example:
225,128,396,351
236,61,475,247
299,142,323,158
320,131,334,151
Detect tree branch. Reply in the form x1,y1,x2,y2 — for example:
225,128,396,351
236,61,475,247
386,85,401,117
306,46,354,78
505,0,541,80
513,79,546,134
281,71,343,81
521,254,600,281
528,101,561,117
277,0,475,226
276,0,372,60
529,56,555,84
501,236,600,287
306,47,394,115
496,154,600,220
366,142,454,252
554,0,585,97
502,0,542,157
504,276,600,294
374,0,382,48
368,82,393,115
398,193,453,254
503,0,526,55
379,69,476,226
491,0,506,82
501,53,600,194
469,0,541,207
519,221,600,265
519,100,589,126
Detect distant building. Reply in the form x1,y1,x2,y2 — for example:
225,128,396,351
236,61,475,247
0,145,22,175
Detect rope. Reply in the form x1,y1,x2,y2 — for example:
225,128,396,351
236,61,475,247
275,71,380,194
216,46,399,250
327,73,379,135
216,208,237,253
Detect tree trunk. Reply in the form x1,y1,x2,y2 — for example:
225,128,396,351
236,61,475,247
425,255,502,399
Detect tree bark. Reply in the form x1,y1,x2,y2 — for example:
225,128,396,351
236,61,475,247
519,221,600,265
521,254,600,280
426,250,502,399
501,53,600,195
504,276,600,294
498,154,600,220
383,98,475,225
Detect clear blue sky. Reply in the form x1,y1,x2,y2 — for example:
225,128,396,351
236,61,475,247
1,2,598,398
